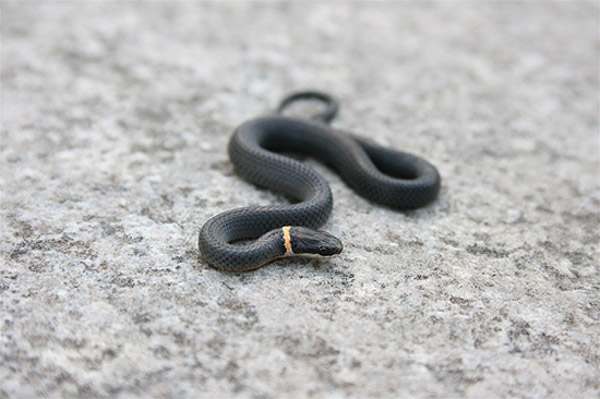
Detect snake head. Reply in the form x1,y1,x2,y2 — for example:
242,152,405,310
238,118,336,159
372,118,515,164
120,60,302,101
289,226,343,257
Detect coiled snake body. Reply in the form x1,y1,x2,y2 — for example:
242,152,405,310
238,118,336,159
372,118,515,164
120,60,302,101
199,92,440,271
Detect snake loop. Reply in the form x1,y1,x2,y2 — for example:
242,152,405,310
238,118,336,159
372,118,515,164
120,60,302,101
276,90,339,123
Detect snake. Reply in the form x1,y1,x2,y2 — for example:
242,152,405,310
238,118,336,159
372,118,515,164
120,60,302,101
198,91,441,271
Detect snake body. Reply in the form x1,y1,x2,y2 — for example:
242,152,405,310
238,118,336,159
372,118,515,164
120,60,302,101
198,92,441,271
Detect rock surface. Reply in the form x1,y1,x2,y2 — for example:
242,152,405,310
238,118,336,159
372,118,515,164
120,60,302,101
1,2,598,398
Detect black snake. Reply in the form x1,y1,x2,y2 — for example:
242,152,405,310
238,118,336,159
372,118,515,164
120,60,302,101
199,91,440,271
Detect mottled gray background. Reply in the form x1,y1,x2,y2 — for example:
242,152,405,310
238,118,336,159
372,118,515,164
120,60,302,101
1,2,599,398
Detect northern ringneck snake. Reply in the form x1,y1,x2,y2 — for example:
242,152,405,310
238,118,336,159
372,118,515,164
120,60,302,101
199,91,441,271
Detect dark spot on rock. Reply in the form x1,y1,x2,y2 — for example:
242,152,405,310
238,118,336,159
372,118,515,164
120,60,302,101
107,385,123,396
102,348,118,360
276,335,339,359
152,345,171,360
27,263,47,273
206,336,225,357
539,332,560,345
160,193,174,208
100,221,117,236
450,296,471,305
441,238,460,248
216,297,259,330
133,248,146,256
173,332,190,346
111,275,135,288
563,312,577,327
133,314,151,324
564,250,593,266
76,384,97,397
513,254,534,270
55,371,74,384
61,337,86,349
466,244,509,258
10,247,29,259
140,328,152,337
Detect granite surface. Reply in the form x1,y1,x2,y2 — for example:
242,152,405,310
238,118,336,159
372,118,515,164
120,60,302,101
1,2,599,398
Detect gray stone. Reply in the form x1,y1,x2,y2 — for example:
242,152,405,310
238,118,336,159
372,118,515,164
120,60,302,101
1,2,598,398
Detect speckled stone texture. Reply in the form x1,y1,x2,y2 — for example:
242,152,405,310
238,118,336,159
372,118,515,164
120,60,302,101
1,2,599,398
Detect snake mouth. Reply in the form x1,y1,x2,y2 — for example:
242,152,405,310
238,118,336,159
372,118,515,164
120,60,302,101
315,242,343,257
